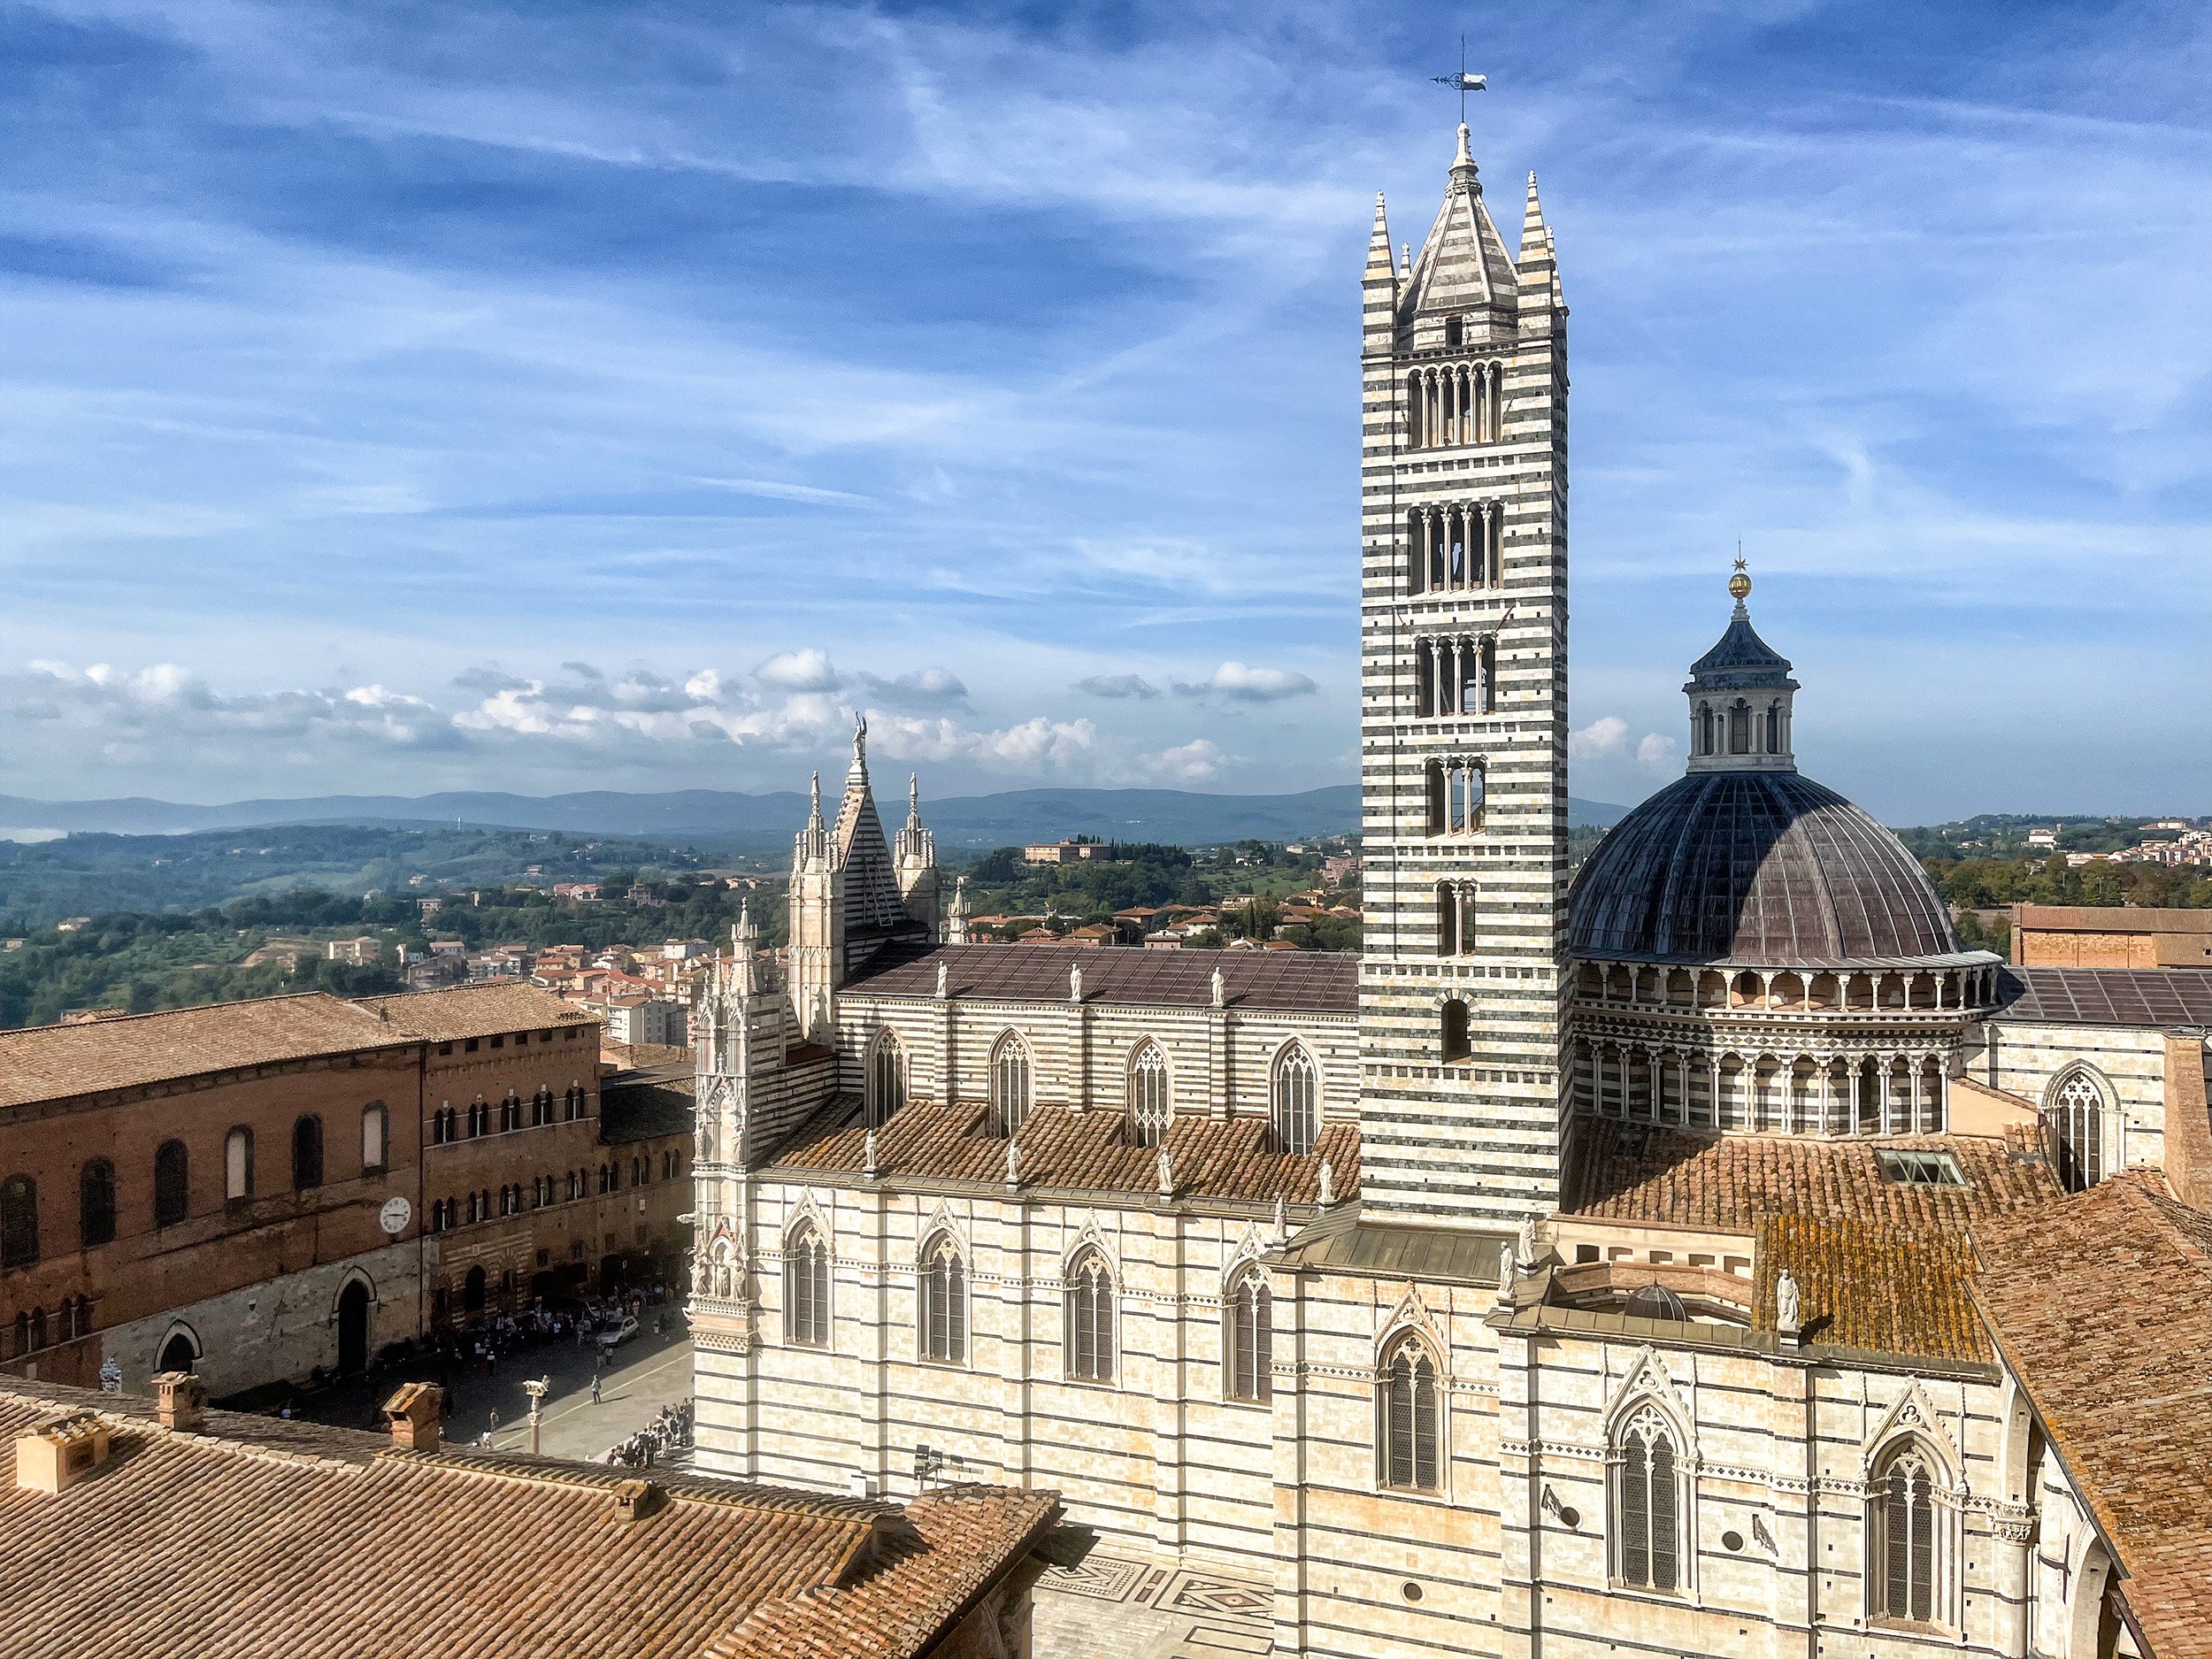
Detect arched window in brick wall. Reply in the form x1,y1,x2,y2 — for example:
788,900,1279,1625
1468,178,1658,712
786,1220,831,1348
292,1116,323,1192
79,1159,116,1249
224,1126,254,1199
360,1103,388,1174
1126,1041,1171,1147
1,1173,37,1269
154,1140,190,1228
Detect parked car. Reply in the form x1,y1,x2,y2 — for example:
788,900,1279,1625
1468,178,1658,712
595,1316,641,1351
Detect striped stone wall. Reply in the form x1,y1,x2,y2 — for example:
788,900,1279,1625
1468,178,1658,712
1357,149,1572,1224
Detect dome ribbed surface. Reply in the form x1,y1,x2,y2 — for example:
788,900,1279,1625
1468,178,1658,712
1568,771,1962,966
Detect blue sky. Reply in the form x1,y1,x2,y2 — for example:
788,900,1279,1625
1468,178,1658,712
0,1,2205,823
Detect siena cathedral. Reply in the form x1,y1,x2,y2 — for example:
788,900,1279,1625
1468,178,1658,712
688,121,2211,1659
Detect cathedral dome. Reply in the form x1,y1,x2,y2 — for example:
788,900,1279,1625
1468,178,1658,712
1567,768,1964,968
1571,569,1967,969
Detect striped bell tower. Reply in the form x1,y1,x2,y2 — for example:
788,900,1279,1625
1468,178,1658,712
1356,120,1571,1224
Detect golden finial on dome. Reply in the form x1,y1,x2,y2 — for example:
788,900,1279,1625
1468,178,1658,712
1729,554,1752,602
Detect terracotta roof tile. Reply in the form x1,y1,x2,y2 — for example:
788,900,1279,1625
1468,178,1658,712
844,942,1356,1014
0,994,401,1110
1752,1214,1987,1363
0,1380,1055,1659
771,1099,1357,1206
1563,1123,2062,1237
357,981,600,1042
1562,1124,2063,1366
1971,1177,2212,1659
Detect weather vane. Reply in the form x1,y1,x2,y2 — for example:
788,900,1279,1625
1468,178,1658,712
1432,35,1486,124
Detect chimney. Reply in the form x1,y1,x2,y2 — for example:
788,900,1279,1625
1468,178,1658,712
152,1371,207,1432
15,1413,112,1493
612,1478,666,1524
382,1382,442,1453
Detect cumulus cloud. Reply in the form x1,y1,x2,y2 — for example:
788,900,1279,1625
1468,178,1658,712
1171,662,1317,703
1148,737,1226,781
1076,673,1160,700
10,659,455,757
1571,716,1680,774
858,667,970,711
754,649,841,693
1568,716,1632,760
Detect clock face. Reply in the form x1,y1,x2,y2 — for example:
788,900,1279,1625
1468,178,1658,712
380,1196,412,1235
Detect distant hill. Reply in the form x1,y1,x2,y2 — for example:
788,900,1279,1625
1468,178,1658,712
0,785,1630,850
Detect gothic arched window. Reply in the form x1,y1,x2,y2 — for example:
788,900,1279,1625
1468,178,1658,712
224,1126,254,1199
1064,1249,1114,1384
2050,1071,2105,1192
79,1159,116,1249
1436,880,1459,956
1615,1406,1681,1591
1425,760,1447,835
990,1033,1032,1139
1225,1264,1271,1403
1127,1041,1171,1146
868,1031,905,1128
786,1220,831,1348
1,1173,37,1269
1271,1043,1318,1155
154,1140,190,1229
918,1233,966,1365
1379,1337,1440,1491
1874,1443,1939,1624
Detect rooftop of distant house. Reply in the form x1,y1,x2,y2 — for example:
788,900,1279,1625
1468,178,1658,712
0,1378,1058,1659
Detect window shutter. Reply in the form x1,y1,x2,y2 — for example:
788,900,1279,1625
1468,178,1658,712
1884,1471,1911,1616
1909,1471,1934,1623
1620,1437,1650,1586
1412,1356,1438,1489
948,1252,965,1363
1255,1285,1272,1402
1649,1435,1678,1590
1386,1356,1413,1487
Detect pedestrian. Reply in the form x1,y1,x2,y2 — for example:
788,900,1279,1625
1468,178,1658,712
488,1407,500,1435
590,1374,602,1406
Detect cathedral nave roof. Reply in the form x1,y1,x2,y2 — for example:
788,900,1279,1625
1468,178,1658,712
767,1097,1357,1208
842,941,1357,1015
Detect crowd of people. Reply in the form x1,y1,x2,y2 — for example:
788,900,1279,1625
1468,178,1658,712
603,1399,694,1468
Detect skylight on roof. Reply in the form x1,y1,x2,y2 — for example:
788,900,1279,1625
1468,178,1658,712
1877,1149,1967,1188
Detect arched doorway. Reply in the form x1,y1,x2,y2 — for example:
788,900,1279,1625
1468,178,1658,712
335,1279,371,1375
462,1265,487,1315
157,1331,197,1375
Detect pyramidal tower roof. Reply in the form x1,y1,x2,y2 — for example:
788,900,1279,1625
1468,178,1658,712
1399,122,1521,319
831,714,911,939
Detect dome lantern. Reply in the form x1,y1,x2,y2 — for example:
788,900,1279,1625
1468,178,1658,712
1684,560,1800,773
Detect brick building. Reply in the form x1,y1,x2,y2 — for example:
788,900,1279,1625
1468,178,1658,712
2012,903,2212,970
0,982,637,1399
